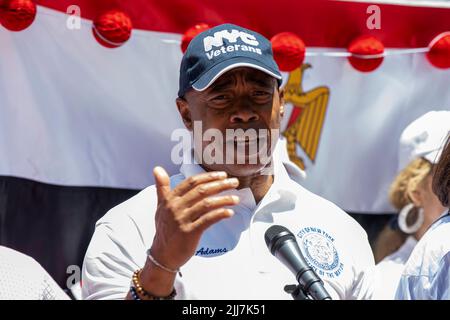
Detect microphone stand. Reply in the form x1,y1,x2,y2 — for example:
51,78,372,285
284,284,310,300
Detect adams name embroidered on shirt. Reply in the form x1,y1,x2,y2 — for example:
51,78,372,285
195,247,228,257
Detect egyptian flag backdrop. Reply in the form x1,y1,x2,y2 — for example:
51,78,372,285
1,0,449,286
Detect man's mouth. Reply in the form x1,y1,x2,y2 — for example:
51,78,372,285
225,128,270,144
227,134,271,155
233,136,258,143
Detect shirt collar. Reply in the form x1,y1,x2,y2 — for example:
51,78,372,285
252,142,297,213
428,208,450,232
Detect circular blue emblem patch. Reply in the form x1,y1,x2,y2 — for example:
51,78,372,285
296,227,343,278
302,233,339,271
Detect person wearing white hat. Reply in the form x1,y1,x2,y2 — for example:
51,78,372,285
396,132,450,300
398,111,450,171
371,110,450,300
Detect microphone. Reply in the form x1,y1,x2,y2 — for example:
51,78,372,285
264,225,332,300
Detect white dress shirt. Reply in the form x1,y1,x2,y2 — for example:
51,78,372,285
82,147,375,300
0,246,69,300
395,210,450,300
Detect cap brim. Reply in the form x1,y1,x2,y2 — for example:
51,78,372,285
424,149,443,164
192,57,282,92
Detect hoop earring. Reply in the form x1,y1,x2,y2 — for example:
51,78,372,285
398,203,424,234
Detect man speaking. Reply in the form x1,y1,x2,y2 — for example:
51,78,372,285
82,24,375,300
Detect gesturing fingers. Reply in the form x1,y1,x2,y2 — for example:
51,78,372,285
154,166,171,202
190,208,235,234
182,195,240,222
181,178,239,206
172,171,228,197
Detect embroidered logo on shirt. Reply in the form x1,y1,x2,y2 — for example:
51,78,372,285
195,247,228,257
297,227,344,278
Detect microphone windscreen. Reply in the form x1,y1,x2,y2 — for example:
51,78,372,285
264,225,295,254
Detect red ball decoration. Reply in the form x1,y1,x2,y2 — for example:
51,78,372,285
427,32,450,69
181,23,210,53
271,32,305,72
348,35,384,72
92,10,132,48
0,0,37,32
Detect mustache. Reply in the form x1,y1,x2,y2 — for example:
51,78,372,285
223,127,271,143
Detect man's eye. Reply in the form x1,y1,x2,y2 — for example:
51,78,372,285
213,95,227,100
253,91,270,96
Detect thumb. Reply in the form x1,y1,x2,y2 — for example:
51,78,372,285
153,166,171,201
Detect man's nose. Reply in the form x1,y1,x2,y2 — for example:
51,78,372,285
230,108,259,123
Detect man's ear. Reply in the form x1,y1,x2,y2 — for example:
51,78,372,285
278,87,285,118
176,97,193,130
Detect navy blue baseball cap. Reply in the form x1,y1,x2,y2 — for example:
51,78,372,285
178,23,282,97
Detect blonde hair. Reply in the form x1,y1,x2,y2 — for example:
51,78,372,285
389,158,433,210
374,157,432,263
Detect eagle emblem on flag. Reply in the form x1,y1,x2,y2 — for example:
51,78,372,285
283,64,330,170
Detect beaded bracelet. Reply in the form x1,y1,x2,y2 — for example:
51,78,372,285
131,269,177,300
129,286,141,301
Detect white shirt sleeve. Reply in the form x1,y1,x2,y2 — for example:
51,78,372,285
82,220,188,300
429,252,450,299
81,223,140,300
396,251,450,300
82,186,190,300
395,217,450,300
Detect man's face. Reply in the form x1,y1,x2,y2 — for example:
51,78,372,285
177,67,284,177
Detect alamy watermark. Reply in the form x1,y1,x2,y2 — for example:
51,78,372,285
366,5,381,30
66,5,81,30
171,121,280,174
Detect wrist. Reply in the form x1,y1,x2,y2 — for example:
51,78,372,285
139,258,177,297
147,248,180,274
130,269,176,300
148,244,180,271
